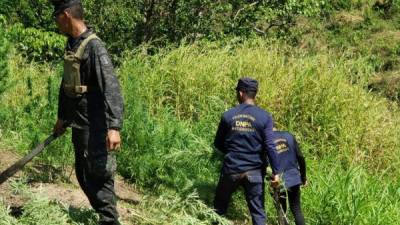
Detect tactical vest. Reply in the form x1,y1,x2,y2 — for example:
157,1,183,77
63,33,99,98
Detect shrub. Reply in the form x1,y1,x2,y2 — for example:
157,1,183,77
6,24,65,62
0,0,55,30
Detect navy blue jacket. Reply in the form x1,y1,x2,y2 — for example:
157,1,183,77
273,131,307,188
214,103,280,175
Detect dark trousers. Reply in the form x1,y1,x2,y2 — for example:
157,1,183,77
214,170,266,225
72,128,120,225
279,185,305,225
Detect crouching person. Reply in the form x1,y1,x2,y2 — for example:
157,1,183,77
273,129,307,225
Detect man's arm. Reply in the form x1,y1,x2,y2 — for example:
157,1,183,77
294,137,307,184
263,117,280,175
214,116,227,153
91,40,124,130
91,40,124,150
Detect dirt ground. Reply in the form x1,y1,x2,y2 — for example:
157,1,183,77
0,149,141,222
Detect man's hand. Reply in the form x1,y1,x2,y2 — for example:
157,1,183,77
270,174,280,188
106,129,121,151
53,119,66,136
302,179,308,187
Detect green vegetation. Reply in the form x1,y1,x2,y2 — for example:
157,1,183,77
0,180,99,225
1,0,400,224
117,40,400,224
1,0,326,58
289,0,400,99
6,24,65,62
2,39,400,224
0,15,10,96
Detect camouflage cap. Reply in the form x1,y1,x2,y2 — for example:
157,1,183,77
235,77,258,92
50,0,81,17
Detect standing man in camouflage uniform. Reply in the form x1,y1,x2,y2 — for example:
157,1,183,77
51,1,124,225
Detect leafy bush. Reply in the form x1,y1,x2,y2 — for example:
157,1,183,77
0,0,55,31
6,24,65,62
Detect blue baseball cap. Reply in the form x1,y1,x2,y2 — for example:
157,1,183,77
235,77,258,92
51,0,81,17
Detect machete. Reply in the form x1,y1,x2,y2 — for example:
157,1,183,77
269,182,290,225
0,133,58,185
272,187,290,225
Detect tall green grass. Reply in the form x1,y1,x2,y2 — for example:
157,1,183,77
120,40,400,172
117,39,400,224
0,55,73,170
1,39,400,224
303,161,400,225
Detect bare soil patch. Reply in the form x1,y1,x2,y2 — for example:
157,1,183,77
0,149,141,222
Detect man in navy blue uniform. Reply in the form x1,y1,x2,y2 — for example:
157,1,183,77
213,77,280,225
273,129,307,225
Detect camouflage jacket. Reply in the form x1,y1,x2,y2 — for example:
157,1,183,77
58,29,124,130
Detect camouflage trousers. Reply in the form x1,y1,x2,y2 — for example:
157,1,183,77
72,128,120,225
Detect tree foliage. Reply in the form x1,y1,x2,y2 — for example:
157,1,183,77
1,0,326,59
6,24,65,62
